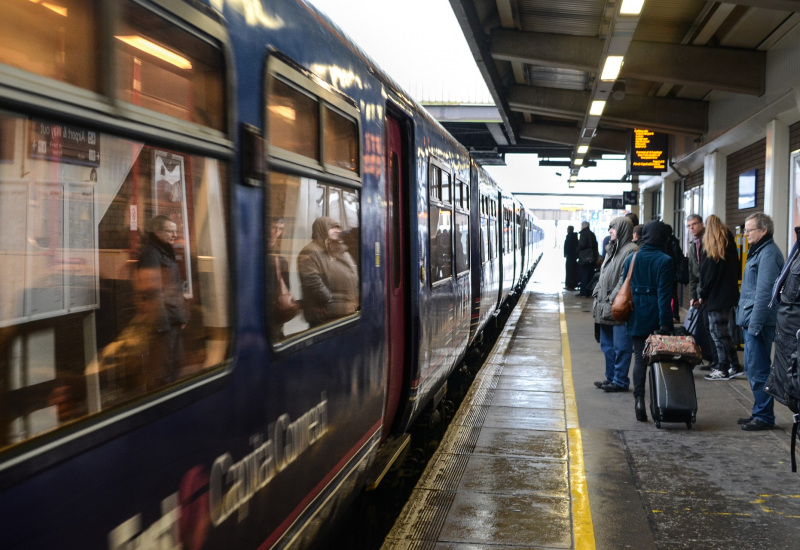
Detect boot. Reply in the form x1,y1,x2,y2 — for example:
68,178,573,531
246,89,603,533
635,396,647,422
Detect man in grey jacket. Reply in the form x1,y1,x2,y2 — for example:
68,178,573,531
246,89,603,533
592,216,638,391
736,213,784,430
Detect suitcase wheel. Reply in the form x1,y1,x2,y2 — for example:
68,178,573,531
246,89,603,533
686,421,692,430
654,419,662,429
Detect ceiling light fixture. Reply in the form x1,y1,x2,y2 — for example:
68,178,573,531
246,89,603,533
600,56,624,81
620,0,645,16
577,145,589,154
589,101,606,116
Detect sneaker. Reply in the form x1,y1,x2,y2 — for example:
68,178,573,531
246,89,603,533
728,368,745,379
594,380,610,388
737,416,754,425
699,362,717,372
704,369,731,381
741,418,774,431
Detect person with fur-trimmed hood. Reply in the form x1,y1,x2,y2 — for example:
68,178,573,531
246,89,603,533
592,216,638,392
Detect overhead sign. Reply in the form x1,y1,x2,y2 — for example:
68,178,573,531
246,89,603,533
603,197,624,209
629,128,668,175
623,191,638,205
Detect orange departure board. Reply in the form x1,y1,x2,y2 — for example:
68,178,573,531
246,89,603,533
628,128,668,175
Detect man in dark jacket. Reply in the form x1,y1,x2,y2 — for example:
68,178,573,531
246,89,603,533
736,213,783,430
686,214,718,370
139,215,189,385
577,221,599,297
563,225,579,290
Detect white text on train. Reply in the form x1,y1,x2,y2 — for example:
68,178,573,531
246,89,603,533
209,393,329,525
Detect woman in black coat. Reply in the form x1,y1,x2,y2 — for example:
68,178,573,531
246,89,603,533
698,215,742,381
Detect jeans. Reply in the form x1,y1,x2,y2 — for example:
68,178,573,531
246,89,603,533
632,336,648,398
707,307,741,372
599,324,633,389
743,327,776,425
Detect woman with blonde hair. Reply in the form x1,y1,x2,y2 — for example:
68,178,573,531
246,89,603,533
699,215,743,380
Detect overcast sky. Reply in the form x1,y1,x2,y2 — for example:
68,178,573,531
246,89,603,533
307,0,629,210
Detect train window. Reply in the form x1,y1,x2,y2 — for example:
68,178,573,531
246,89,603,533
429,160,452,284
463,183,470,210
0,111,231,452
454,180,462,208
454,212,469,274
323,106,359,173
430,167,441,200
265,56,362,344
268,78,320,160
0,0,100,92
268,175,360,341
116,0,226,131
441,171,452,204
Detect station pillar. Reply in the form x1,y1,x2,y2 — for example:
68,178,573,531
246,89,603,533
703,151,727,222
765,119,790,256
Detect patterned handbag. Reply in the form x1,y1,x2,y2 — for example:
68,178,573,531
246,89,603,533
643,333,703,365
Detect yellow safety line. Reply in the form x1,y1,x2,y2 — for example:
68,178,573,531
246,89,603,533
560,294,596,550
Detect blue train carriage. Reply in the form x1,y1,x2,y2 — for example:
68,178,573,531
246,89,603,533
0,0,485,548
469,165,501,343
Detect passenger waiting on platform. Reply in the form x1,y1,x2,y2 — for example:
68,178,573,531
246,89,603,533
592,216,638,392
625,212,639,226
631,224,643,243
687,214,719,372
563,225,579,291
621,220,674,422
664,224,684,322
735,213,783,430
699,215,744,381
577,221,599,297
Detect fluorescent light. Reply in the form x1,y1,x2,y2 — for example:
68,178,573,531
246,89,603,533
577,145,589,154
589,100,606,116
115,35,193,70
620,0,645,15
574,158,584,166
601,56,624,81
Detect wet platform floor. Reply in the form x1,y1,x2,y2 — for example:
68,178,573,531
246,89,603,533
382,251,800,550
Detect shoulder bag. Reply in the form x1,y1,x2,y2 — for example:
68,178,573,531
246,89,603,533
611,253,636,322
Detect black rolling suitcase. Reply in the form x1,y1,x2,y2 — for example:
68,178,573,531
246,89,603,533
648,361,697,429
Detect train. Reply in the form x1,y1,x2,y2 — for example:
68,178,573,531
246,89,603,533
0,0,543,548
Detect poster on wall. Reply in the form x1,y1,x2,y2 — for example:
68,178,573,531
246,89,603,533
153,150,192,298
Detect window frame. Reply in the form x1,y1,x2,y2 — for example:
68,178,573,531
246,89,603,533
0,0,235,478
265,54,364,351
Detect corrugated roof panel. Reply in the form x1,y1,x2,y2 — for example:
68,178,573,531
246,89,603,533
526,66,588,90
634,0,708,43
518,0,605,36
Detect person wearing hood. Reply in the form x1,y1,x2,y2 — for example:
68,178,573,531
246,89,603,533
563,225,579,290
138,215,189,384
592,216,638,392
699,215,743,381
298,216,359,327
577,221,599,296
735,213,783,430
620,220,674,421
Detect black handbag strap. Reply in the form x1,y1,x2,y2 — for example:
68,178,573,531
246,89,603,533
793,414,799,473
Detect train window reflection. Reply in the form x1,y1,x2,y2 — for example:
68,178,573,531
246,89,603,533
323,106,359,173
268,173,361,342
0,0,100,92
268,78,319,160
116,0,226,131
0,112,231,452
454,212,469,274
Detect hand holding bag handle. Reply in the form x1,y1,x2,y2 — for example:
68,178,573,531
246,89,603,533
611,252,636,322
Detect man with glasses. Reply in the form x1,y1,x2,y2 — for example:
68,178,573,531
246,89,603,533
736,213,783,430
139,215,189,385
687,214,718,371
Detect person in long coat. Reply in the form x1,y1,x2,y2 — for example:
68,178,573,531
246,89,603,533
563,225,579,290
620,220,674,421
736,213,783,430
577,221,599,296
592,216,638,391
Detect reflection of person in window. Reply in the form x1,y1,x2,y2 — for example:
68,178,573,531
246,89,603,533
138,215,188,383
95,266,178,404
298,217,358,327
268,217,299,339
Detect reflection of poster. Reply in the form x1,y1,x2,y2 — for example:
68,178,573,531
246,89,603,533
0,183,28,326
26,184,65,318
67,185,97,310
153,150,192,298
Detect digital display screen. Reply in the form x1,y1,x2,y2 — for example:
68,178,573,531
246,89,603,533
629,128,668,175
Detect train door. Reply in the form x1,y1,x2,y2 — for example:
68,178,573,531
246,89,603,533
383,114,407,436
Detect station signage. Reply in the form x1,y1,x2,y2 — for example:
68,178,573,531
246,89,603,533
603,197,624,209
628,128,668,175
623,191,638,205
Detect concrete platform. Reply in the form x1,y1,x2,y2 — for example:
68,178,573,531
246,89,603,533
382,248,800,550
